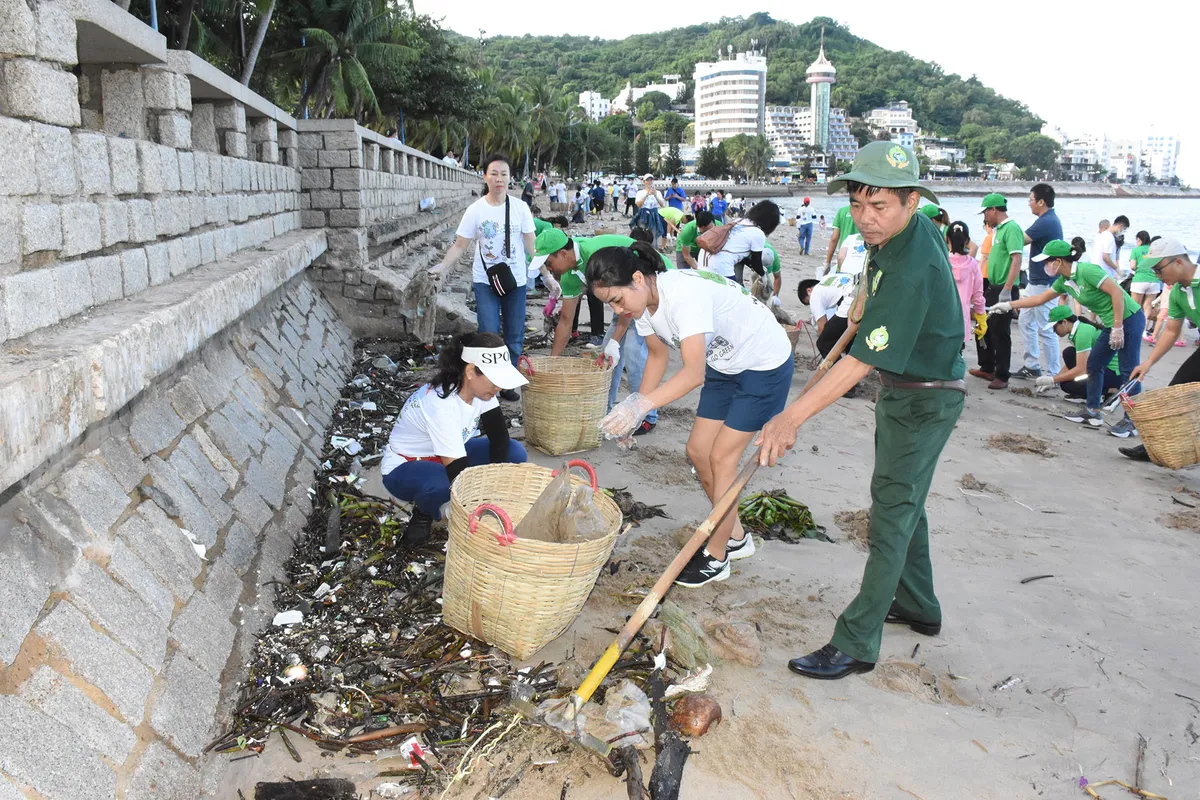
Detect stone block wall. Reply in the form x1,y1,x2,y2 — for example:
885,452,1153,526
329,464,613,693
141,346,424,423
0,276,351,799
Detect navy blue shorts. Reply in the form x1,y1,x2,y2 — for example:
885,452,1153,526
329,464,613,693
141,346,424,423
696,358,794,432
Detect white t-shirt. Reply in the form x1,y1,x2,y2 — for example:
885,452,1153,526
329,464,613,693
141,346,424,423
1092,230,1119,279
809,273,855,323
380,384,499,475
457,197,536,286
837,233,868,276
637,189,663,210
707,222,766,278
553,182,565,201
625,184,638,199
633,270,792,375
442,155,459,167
797,206,816,225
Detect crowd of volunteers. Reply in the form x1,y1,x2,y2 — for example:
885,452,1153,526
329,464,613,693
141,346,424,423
379,146,1195,681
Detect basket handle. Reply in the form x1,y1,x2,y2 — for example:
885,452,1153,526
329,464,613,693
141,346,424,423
551,459,599,492
468,504,516,546
517,355,535,377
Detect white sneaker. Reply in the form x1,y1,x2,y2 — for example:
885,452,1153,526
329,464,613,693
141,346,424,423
726,532,756,561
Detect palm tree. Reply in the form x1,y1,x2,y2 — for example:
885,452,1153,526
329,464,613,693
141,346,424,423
276,0,414,120
744,136,775,179
723,134,750,177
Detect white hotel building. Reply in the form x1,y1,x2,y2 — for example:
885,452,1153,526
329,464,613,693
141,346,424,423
693,50,767,149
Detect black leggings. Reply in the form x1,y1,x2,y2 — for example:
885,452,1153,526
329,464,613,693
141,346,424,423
1169,345,1200,385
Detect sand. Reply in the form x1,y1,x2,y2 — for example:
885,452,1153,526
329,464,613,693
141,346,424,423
218,205,1200,799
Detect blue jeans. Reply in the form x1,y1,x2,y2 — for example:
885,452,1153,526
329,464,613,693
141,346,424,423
381,437,527,518
797,223,813,255
473,282,528,364
1019,284,1061,375
609,326,658,425
1086,309,1145,409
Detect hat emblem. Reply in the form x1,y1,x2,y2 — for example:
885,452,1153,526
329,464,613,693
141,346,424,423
886,146,909,169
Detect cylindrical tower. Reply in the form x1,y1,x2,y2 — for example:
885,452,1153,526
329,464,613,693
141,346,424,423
806,29,836,150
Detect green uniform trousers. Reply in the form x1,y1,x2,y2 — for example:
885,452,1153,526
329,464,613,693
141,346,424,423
830,386,964,663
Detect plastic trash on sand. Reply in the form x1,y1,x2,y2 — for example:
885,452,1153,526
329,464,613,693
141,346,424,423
419,197,437,212
512,463,574,543
603,679,651,746
561,484,609,542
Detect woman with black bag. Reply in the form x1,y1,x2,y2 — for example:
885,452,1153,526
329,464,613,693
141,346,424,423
432,155,537,401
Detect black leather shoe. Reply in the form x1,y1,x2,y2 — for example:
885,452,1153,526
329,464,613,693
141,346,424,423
1118,443,1150,462
787,643,875,680
885,605,942,636
403,509,433,548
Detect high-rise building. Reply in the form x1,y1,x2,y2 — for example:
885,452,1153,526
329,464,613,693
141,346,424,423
864,101,918,140
826,108,859,164
693,47,767,149
805,30,836,150
578,91,611,122
1144,129,1180,182
765,104,857,171
1109,139,1143,183
765,105,807,166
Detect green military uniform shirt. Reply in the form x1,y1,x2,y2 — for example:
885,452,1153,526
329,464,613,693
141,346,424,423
1069,321,1119,374
849,214,966,382
1167,275,1200,326
1050,261,1137,328
560,235,674,299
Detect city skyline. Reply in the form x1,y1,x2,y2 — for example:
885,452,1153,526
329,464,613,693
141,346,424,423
417,0,1197,184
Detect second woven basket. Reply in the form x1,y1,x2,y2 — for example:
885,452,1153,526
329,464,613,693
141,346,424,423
519,355,614,456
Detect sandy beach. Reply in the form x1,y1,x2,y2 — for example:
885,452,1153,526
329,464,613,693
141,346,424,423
221,202,1200,799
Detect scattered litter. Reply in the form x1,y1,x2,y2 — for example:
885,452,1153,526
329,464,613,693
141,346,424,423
272,610,304,626
419,197,436,212
291,408,310,427
669,693,722,737
373,783,410,798
329,436,364,456
1020,574,1055,585
647,601,712,670
180,529,208,560
992,675,1022,691
665,664,713,699
371,355,399,374
605,487,670,526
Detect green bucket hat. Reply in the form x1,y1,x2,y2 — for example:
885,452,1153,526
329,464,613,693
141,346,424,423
827,142,938,203
1031,238,1073,262
530,228,570,273
1048,305,1074,323
977,193,1007,213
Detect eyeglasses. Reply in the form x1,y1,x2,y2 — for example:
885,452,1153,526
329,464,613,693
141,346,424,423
1151,258,1171,275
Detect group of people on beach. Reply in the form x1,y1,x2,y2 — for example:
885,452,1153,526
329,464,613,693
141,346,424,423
372,142,1198,684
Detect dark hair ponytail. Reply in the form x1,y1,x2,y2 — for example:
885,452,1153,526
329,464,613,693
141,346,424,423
947,220,971,255
586,242,667,289
431,331,506,398
1069,237,1087,262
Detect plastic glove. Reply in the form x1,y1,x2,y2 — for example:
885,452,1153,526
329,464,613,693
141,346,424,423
769,295,782,307
1109,326,1125,349
988,301,1013,315
1034,374,1055,393
543,294,560,318
602,338,621,366
972,312,988,338
599,392,656,440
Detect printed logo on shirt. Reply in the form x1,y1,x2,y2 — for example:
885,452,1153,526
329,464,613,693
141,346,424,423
706,335,734,362
866,326,889,351
481,220,500,239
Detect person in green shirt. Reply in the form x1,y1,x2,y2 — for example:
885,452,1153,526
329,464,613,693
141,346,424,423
822,204,859,276
976,193,1024,390
675,210,715,269
919,204,950,244
1033,305,1121,402
1122,237,1200,461
758,142,965,681
997,238,1144,436
1126,230,1161,338
657,205,685,239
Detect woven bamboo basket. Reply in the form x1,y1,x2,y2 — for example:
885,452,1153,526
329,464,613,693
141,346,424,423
443,461,622,659
1122,382,1200,469
783,323,801,352
518,355,613,456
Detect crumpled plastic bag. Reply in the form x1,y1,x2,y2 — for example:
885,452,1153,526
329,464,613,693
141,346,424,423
603,679,651,747
513,465,573,543
560,485,609,542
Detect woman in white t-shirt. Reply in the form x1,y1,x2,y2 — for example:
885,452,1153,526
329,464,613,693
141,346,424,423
380,332,528,545
707,201,783,286
635,174,668,250
587,242,795,588
434,156,536,401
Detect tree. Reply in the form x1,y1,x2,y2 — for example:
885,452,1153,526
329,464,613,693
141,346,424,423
665,140,682,176
711,141,731,178
1010,133,1060,173
241,0,277,84
849,121,873,147
639,90,672,112
635,134,651,175
635,99,659,122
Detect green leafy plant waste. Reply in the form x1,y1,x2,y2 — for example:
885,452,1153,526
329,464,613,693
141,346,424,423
738,490,832,543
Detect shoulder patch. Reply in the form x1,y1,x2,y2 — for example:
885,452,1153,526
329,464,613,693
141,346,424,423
866,326,889,351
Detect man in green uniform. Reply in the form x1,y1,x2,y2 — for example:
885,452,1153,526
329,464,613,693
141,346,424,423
823,204,859,276
1122,237,1200,461
757,141,966,680
676,210,715,269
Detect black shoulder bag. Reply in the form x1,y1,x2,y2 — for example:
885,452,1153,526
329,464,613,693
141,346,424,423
481,198,518,296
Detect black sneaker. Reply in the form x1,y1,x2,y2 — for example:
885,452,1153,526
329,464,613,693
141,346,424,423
1118,443,1151,461
632,420,656,436
499,388,521,402
403,509,433,548
673,549,730,588
1012,366,1043,380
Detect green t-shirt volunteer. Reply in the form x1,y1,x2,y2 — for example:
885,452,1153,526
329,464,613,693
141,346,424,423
833,206,858,239
1050,261,1137,328
985,218,1025,285
558,235,673,299
533,218,553,236
658,207,684,227
1167,277,1200,327
1069,321,1119,374
848,214,966,382
763,241,780,275
1130,244,1157,284
676,220,700,256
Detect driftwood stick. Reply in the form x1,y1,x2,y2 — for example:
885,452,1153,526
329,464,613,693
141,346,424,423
618,745,646,800
646,671,690,800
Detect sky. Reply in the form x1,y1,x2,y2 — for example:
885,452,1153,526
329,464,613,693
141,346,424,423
414,0,1200,183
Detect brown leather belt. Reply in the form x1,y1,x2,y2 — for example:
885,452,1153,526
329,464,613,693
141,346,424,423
878,371,968,395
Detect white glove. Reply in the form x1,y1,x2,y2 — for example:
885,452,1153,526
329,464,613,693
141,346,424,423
602,338,621,366
988,301,1013,315
770,295,782,307
1109,326,1125,349
600,392,656,440
1034,375,1055,393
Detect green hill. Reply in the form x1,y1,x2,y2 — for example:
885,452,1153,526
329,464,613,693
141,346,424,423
456,14,1046,155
